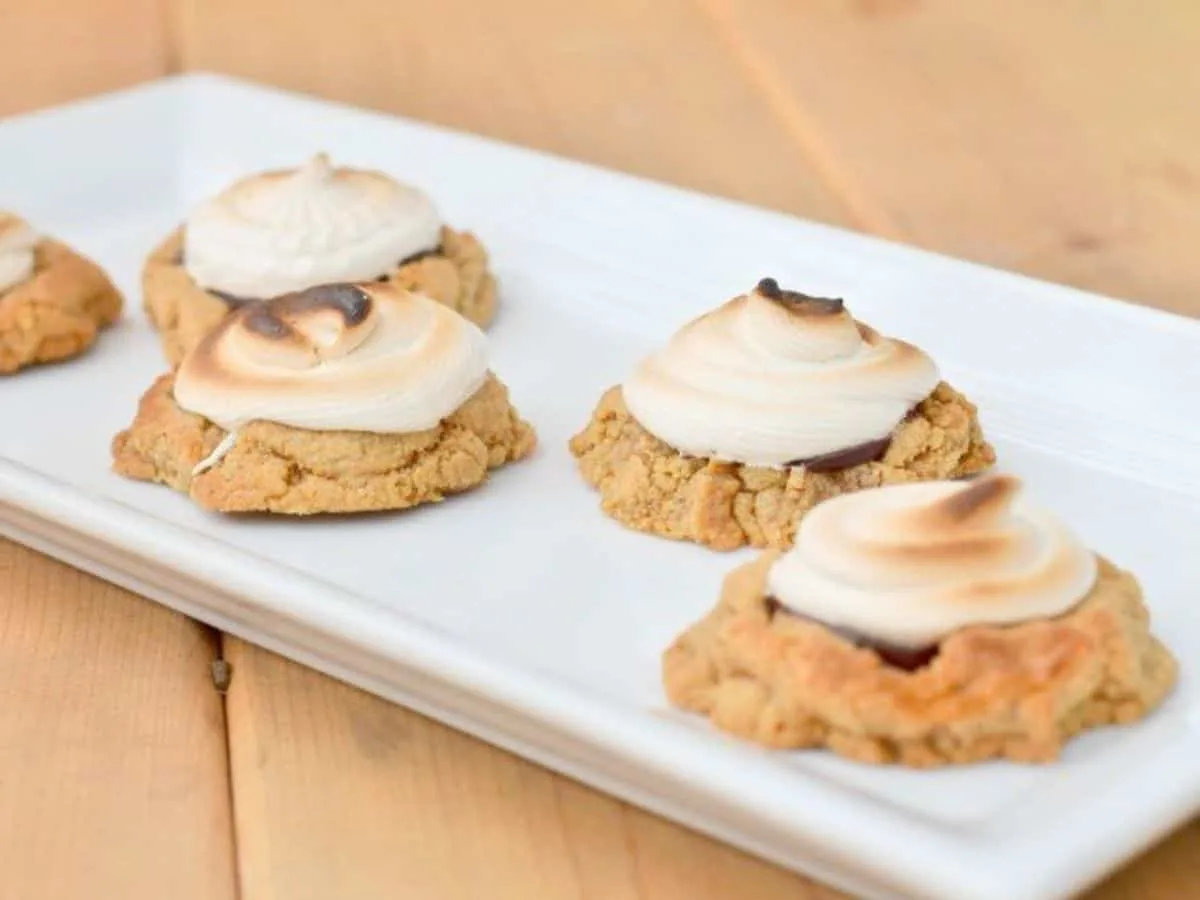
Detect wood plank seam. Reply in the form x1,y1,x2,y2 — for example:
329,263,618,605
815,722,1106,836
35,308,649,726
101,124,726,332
217,637,245,900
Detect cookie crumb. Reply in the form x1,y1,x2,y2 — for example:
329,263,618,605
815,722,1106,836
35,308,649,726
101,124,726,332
210,659,233,694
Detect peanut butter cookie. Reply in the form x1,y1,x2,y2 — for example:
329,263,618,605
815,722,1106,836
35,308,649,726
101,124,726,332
113,282,532,514
0,214,122,374
663,477,1177,766
570,383,993,551
113,372,534,514
570,279,995,551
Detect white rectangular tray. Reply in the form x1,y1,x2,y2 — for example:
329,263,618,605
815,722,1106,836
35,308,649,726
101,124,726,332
1,75,1197,900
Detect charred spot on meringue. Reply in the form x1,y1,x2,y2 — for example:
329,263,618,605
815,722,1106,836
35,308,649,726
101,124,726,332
236,283,373,339
937,474,1020,525
273,283,374,327
242,302,299,340
755,278,845,316
229,283,378,365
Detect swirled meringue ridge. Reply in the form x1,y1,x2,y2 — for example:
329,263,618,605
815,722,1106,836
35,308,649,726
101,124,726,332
621,279,940,467
174,282,489,434
0,213,37,293
767,475,1099,649
183,154,442,299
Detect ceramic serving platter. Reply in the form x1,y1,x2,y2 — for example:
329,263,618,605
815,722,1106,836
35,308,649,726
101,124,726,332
1,74,1197,900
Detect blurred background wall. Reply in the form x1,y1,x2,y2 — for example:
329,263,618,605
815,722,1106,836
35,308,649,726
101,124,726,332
2,0,1198,316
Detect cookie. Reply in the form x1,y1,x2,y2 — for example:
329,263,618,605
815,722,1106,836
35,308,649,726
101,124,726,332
143,154,496,365
0,213,122,373
663,476,1177,766
570,279,995,550
113,282,533,514
112,371,534,514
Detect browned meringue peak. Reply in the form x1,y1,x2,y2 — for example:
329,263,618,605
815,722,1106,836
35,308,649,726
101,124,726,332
753,277,845,317
182,153,443,299
766,474,1100,648
231,283,378,369
620,278,940,466
173,281,489,434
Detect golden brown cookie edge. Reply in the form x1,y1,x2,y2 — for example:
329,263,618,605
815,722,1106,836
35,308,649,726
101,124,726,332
112,371,535,515
569,382,996,551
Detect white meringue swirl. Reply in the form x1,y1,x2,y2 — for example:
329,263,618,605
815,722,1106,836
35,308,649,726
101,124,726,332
183,154,442,299
0,213,37,293
621,280,940,467
767,475,1099,649
174,282,489,434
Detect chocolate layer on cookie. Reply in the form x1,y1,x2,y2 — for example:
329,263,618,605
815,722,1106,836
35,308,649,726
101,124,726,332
763,597,941,672
178,244,449,308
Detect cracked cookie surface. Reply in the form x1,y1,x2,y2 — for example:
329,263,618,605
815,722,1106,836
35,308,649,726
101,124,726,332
112,372,535,514
143,226,497,365
663,553,1177,766
569,382,995,551
0,239,123,374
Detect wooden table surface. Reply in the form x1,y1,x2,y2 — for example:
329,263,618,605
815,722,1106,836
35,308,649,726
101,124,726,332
2,2,1198,898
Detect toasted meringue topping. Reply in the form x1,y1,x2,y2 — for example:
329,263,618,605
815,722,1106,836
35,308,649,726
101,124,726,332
183,154,442,299
620,279,940,467
174,282,489,434
0,213,37,293
767,475,1099,648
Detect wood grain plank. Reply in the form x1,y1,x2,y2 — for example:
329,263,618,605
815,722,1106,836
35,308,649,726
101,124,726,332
224,638,847,900
700,0,1200,316
0,540,237,900
1086,821,1200,900
0,0,170,116
175,0,848,224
